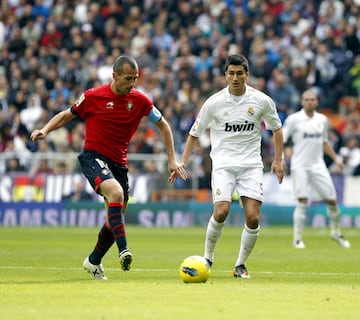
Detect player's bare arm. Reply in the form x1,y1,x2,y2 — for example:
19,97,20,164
30,108,76,141
168,134,198,183
270,128,284,184
155,118,188,183
324,141,344,173
180,135,199,167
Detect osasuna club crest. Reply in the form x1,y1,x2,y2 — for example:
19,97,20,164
126,101,134,111
102,168,110,176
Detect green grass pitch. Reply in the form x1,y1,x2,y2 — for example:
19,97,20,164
1,226,359,320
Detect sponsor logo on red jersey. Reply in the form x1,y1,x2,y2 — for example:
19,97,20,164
106,102,114,109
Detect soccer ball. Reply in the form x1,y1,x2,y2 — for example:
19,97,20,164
179,255,211,283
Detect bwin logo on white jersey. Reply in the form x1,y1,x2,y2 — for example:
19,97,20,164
303,132,322,138
224,121,255,132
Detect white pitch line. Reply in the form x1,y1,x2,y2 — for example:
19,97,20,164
0,266,359,276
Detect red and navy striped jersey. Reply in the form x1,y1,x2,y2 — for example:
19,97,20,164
72,83,153,165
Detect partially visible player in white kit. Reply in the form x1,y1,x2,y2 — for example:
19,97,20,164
180,54,284,278
283,89,350,249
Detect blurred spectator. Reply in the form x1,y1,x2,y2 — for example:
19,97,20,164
31,0,51,23
339,111,360,139
131,23,151,58
329,34,354,92
59,53,82,91
97,55,113,84
128,127,154,158
0,16,5,50
344,23,360,57
194,48,214,76
314,42,338,106
339,136,360,176
177,80,192,104
19,93,44,132
34,158,54,175
267,68,300,112
21,16,42,45
100,0,123,22
27,137,55,175
8,27,27,60
0,74,10,114
290,65,309,95
2,135,31,172
40,21,62,48
49,79,71,102
6,157,26,173
10,111,29,138
151,22,174,55
288,10,314,40
349,54,360,97
325,128,344,168
84,2,105,39
68,122,85,152
318,0,344,28
54,160,69,175
249,49,273,82
62,179,93,201
74,0,90,25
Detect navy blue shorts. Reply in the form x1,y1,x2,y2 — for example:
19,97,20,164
78,150,129,202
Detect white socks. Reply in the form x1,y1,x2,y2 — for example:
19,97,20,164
204,217,261,267
203,215,224,263
235,224,260,267
327,204,341,236
294,203,342,242
293,202,307,241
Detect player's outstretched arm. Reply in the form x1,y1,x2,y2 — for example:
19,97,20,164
168,134,199,184
155,118,188,183
30,109,76,141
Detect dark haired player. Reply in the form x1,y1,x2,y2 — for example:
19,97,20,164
179,54,284,278
31,56,187,280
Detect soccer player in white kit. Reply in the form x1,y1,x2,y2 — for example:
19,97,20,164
180,54,284,278
283,89,350,249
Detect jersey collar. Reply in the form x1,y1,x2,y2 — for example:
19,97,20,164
225,85,247,103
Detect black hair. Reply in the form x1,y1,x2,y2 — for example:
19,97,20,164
224,54,249,73
113,56,138,74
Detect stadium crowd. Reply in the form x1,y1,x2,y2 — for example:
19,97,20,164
1,0,360,185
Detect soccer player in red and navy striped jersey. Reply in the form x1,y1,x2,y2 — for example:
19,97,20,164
30,56,188,279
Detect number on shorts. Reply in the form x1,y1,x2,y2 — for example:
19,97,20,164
95,158,109,169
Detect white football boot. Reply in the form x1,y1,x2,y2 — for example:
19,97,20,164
83,257,108,280
331,234,351,249
293,239,306,249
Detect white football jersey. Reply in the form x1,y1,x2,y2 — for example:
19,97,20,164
283,109,329,169
189,85,282,169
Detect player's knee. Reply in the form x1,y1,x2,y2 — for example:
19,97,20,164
326,199,336,206
246,216,259,229
101,180,124,203
107,188,124,203
213,202,230,222
297,198,308,205
213,211,228,223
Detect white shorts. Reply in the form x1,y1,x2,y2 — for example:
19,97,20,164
291,167,337,201
211,167,264,204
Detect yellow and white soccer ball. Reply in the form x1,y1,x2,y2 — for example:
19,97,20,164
179,255,211,283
